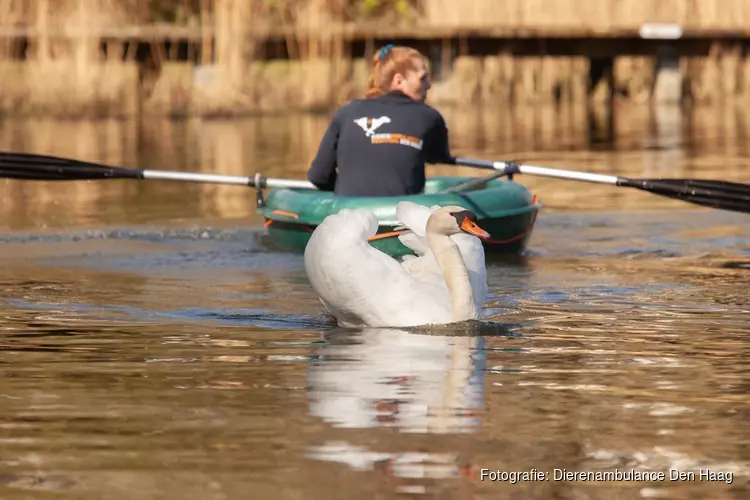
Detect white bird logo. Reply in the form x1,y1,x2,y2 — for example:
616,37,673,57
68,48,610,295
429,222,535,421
354,116,391,137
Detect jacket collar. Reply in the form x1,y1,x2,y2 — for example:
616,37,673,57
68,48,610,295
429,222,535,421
379,90,416,102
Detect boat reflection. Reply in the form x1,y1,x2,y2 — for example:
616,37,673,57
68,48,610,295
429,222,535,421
304,325,495,482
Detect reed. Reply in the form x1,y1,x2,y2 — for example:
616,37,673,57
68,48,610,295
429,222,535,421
0,0,22,60
0,0,140,118
684,42,746,105
2,0,750,116
614,57,655,104
436,53,590,107
142,0,357,116
192,0,256,117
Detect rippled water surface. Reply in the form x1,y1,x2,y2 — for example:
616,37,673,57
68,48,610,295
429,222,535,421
0,104,749,499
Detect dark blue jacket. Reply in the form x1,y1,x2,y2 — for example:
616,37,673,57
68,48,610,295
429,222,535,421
307,91,455,196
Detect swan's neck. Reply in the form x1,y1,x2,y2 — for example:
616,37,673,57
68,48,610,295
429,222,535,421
427,232,478,322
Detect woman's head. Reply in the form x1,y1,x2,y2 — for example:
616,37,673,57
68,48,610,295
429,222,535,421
365,44,431,102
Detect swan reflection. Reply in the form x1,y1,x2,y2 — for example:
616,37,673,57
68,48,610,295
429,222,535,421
307,327,486,432
306,326,490,480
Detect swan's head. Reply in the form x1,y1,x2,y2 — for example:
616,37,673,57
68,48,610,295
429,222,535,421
426,206,491,239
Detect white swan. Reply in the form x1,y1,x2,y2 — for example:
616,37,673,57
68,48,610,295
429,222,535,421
304,202,490,327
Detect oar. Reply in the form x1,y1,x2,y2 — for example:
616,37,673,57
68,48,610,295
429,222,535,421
0,151,317,190
454,157,750,214
2,151,749,214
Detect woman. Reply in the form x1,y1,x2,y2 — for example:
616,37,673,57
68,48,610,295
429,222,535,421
306,44,455,197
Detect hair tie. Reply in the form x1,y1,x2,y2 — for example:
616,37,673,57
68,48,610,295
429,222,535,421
378,44,394,60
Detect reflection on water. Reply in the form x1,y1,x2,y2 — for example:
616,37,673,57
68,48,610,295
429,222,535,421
307,328,486,433
1,103,750,234
306,327,487,487
0,103,749,499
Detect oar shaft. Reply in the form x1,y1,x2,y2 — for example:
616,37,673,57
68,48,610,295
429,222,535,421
267,178,318,190
4,150,744,215
519,164,619,185
142,169,317,190
454,156,749,214
143,169,249,185
454,157,620,185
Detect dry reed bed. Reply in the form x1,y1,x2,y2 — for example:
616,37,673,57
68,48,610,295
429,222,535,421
0,0,141,118
0,0,363,117
1,0,750,117
4,53,750,118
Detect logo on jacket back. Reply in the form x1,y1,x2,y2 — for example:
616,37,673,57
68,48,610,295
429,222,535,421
354,116,391,137
353,116,423,151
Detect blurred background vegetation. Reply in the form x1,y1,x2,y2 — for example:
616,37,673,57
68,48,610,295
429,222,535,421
0,0,748,118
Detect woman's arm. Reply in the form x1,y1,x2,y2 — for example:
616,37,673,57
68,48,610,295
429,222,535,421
423,113,455,165
307,112,342,191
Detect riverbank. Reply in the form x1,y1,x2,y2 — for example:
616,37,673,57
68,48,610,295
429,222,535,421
2,0,750,118
2,51,749,119
1,56,581,118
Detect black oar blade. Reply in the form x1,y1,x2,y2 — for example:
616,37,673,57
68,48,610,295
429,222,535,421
618,178,750,214
0,151,143,181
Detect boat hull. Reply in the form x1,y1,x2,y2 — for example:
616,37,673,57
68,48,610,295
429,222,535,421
257,176,542,258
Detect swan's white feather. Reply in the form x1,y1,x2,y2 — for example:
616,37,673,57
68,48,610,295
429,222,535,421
304,202,488,328
395,202,487,308
304,208,454,327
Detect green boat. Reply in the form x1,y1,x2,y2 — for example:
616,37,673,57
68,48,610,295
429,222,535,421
257,176,542,258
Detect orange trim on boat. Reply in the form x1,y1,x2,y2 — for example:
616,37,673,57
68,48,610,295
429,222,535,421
272,210,299,219
265,193,541,246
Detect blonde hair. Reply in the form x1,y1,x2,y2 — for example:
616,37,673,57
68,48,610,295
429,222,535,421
365,45,426,99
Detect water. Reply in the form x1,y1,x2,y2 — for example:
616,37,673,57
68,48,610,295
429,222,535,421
0,103,749,499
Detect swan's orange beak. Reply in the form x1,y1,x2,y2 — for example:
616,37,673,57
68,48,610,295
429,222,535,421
460,218,491,240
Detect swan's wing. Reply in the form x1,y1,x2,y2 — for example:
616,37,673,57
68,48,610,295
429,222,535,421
394,202,488,309
395,201,442,285
397,231,429,255
395,201,437,234
399,251,447,291
304,209,452,327
395,202,440,254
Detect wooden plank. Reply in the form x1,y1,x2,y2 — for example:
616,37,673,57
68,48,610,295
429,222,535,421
1,23,750,42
